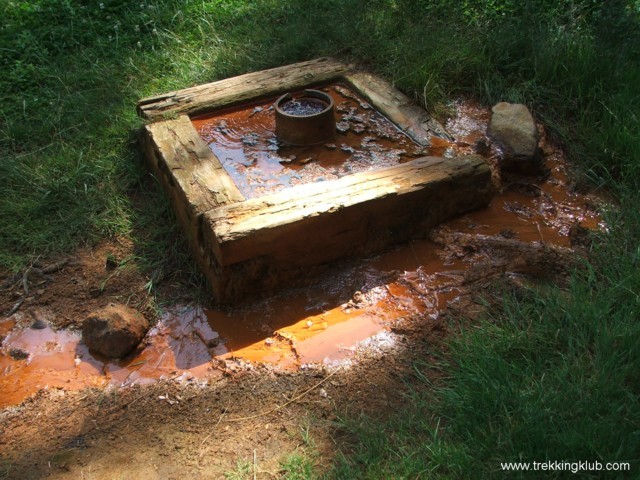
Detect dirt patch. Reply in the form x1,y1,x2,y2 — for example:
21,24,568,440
0,238,153,332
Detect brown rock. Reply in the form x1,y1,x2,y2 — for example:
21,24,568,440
488,102,541,174
82,304,149,358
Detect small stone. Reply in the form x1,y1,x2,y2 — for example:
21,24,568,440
306,320,313,328
334,85,357,99
488,102,541,174
206,337,220,348
216,120,228,134
30,319,47,330
352,291,365,304
473,138,491,156
336,121,350,133
241,134,258,146
82,304,149,358
345,113,365,123
340,144,355,153
9,348,29,360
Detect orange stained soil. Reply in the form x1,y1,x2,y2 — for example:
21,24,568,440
0,99,604,408
191,83,427,198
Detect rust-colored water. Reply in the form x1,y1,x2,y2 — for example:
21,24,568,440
0,325,108,408
191,83,425,198
0,100,603,408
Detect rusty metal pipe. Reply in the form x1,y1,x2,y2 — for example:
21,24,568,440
274,89,336,146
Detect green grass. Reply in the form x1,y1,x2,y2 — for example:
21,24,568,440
327,229,640,478
2,0,640,478
3,0,639,266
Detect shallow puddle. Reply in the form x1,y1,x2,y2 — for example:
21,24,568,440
0,241,462,407
0,325,107,408
191,83,425,198
0,100,604,408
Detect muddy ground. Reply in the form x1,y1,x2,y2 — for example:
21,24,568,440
0,237,451,478
0,317,450,480
0,230,466,479
0,100,604,479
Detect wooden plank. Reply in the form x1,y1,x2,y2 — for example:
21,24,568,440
138,58,352,120
202,155,493,301
141,115,245,293
344,72,453,145
144,115,244,214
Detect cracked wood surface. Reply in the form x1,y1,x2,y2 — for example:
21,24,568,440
344,72,452,145
201,155,493,301
137,58,352,121
140,115,244,290
144,115,244,216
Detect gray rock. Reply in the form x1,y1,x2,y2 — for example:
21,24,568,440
82,304,149,358
30,319,47,330
9,348,29,360
488,102,541,174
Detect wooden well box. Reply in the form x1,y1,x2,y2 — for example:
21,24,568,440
137,58,493,303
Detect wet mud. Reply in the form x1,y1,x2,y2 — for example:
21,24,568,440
0,99,604,408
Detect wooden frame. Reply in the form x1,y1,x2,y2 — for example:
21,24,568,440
138,58,493,302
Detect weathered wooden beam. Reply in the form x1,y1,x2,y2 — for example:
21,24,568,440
137,57,352,121
344,72,453,145
201,155,493,302
140,115,245,288
143,115,244,214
